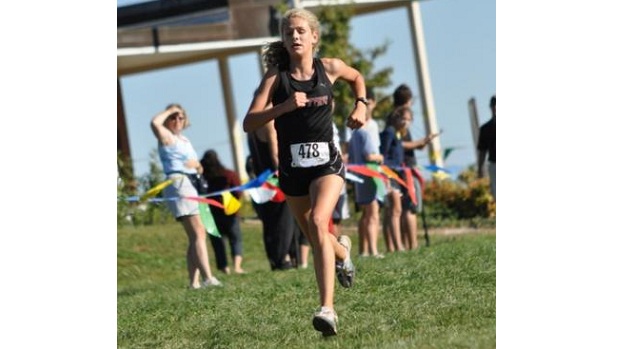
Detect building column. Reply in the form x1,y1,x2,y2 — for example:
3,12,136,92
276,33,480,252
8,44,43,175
407,1,444,167
218,56,249,182
117,79,132,174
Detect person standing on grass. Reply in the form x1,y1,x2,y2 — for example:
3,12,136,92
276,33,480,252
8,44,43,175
150,103,222,289
330,120,350,236
200,149,246,275
379,106,410,253
394,84,438,250
477,95,496,202
347,87,385,258
247,119,299,271
243,8,366,336
386,84,438,251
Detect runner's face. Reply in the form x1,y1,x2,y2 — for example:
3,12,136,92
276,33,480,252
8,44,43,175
283,17,317,57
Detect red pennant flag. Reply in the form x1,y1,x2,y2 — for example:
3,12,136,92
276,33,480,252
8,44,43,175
412,167,425,192
346,164,386,180
264,181,286,202
403,167,417,206
184,196,225,209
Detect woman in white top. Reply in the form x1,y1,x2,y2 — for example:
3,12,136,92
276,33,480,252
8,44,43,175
151,103,222,289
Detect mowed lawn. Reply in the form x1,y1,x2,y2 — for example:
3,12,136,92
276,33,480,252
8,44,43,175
118,220,496,349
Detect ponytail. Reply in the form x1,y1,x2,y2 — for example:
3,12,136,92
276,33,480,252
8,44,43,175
263,41,289,70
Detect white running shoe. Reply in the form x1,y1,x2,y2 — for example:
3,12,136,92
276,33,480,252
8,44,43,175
336,235,355,288
202,277,223,288
312,306,338,336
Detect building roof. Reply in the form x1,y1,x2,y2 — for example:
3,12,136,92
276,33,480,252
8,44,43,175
117,0,412,76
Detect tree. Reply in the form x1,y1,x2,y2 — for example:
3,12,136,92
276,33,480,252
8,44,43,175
271,2,394,129
316,5,393,129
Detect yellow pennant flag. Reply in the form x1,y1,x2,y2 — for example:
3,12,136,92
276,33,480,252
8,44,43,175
140,179,173,202
432,171,451,180
222,191,241,215
380,165,400,180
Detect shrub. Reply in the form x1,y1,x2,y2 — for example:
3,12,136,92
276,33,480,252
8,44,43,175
117,150,175,227
422,165,495,228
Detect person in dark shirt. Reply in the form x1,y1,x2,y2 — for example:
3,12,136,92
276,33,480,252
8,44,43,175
200,149,245,274
247,120,299,271
477,95,496,201
379,106,408,252
387,84,438,251
242,8,367,337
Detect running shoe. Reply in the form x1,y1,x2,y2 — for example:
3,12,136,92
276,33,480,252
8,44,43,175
336,235,355,288
202,277,223,287
312,306,338,336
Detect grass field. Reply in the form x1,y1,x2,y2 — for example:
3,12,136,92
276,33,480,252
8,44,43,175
118,220,496,349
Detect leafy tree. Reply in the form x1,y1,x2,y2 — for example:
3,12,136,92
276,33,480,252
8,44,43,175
117,149,174,226
316,5,392,129
271,2,394,129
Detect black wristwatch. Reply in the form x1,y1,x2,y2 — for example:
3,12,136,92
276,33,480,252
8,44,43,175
355,97,369,107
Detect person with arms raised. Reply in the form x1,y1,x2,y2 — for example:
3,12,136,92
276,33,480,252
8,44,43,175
150,103,222,289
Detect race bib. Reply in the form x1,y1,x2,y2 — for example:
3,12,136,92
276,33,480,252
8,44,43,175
290,142,330,168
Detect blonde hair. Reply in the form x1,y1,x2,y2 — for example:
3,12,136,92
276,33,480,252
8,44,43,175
263,8,321,69
165,103,190,129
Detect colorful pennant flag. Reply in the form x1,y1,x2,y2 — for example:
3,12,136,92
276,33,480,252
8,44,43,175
247,186,276,204
403,167,417,205
367,163,386,203
184,196,225,209
222,192,242,215
139,179,173,202
380,165,408,188
412,167,426,191
199,203,221,237
345,171,364,183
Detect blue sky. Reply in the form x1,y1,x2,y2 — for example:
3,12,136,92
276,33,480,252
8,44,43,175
117,0,496,179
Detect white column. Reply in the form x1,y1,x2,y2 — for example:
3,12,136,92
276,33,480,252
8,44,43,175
218,56,249,182
407,1,444,167
468,97,480,164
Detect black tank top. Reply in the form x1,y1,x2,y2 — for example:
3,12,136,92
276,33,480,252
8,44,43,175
272,58,336,169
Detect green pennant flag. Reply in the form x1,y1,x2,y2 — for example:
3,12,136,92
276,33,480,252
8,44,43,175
443,147,457,161
199,203,221,237
267,176,279,187
367,163,386,203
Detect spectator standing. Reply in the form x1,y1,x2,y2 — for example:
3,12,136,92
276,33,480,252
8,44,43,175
348,87,384,257
331,121,350,236
396,84,438,250
150,103,222,289
247,120,298,271
477,95,496,201
200,149,245,275
379,106,408,253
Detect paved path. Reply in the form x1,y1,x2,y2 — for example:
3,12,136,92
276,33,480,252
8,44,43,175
241,217,495,236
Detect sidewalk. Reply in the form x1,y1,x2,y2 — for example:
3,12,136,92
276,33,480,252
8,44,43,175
241,217,495,236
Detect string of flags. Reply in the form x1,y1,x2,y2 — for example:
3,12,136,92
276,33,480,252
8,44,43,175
118,163,453,236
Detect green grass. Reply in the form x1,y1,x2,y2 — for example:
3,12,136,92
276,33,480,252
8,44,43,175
118,221,496,349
